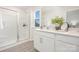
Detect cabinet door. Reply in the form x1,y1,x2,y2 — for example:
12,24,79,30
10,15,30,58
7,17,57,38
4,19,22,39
55,40,77,52
34,31,41,51
40,36,55,52
34,36,41,51
56,34,79,45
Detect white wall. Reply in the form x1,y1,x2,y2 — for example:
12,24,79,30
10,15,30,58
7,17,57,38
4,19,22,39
43,7,65,26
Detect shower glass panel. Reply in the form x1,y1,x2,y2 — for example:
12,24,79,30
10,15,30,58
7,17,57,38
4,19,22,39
0,9,17,47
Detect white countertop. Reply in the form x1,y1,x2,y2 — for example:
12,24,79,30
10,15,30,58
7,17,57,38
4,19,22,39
35,28,79,37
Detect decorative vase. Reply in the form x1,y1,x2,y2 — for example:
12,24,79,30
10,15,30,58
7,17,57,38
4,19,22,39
55,24,61,30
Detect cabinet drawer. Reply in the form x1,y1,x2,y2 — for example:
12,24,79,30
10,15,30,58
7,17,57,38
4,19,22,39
55,40,77,52
56,34,79,45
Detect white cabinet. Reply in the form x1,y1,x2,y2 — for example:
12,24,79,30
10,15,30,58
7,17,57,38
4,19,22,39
39,36,55,52
56,34,79,52
56,34,79,45
34,31,55,52
55,40,77,52
34,30,79,52
34,31,41,51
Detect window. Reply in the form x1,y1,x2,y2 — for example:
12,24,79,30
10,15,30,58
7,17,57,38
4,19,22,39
34,9,41,27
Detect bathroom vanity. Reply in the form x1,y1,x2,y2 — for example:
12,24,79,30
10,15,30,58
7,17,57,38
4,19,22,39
33,7,79,52
34,29,79,52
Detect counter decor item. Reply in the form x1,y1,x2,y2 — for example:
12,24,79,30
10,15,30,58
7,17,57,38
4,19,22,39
61,22,69,31
51,16,64,30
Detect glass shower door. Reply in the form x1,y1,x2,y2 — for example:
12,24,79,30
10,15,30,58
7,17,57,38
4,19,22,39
0,9,17,47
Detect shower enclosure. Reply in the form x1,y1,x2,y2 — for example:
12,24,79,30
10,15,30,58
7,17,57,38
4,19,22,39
0,7,30,48
0,8,17,47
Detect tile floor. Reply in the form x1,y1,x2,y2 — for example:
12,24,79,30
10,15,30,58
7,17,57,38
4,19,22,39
1,41,37,52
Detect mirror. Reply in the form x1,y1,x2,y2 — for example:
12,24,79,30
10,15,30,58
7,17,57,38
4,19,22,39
66,9,79,28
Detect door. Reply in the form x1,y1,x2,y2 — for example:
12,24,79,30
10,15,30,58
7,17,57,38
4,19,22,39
18,12,29,40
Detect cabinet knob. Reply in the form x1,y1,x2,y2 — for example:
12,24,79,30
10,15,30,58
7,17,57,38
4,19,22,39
40,38,43,43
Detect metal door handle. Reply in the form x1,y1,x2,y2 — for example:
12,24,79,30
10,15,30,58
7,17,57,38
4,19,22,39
23,24,27,27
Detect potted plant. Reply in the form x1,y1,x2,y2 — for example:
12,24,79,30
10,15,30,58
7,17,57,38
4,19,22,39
51,16,64,30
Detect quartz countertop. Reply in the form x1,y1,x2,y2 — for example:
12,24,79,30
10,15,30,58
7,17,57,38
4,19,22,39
35,28,79,37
